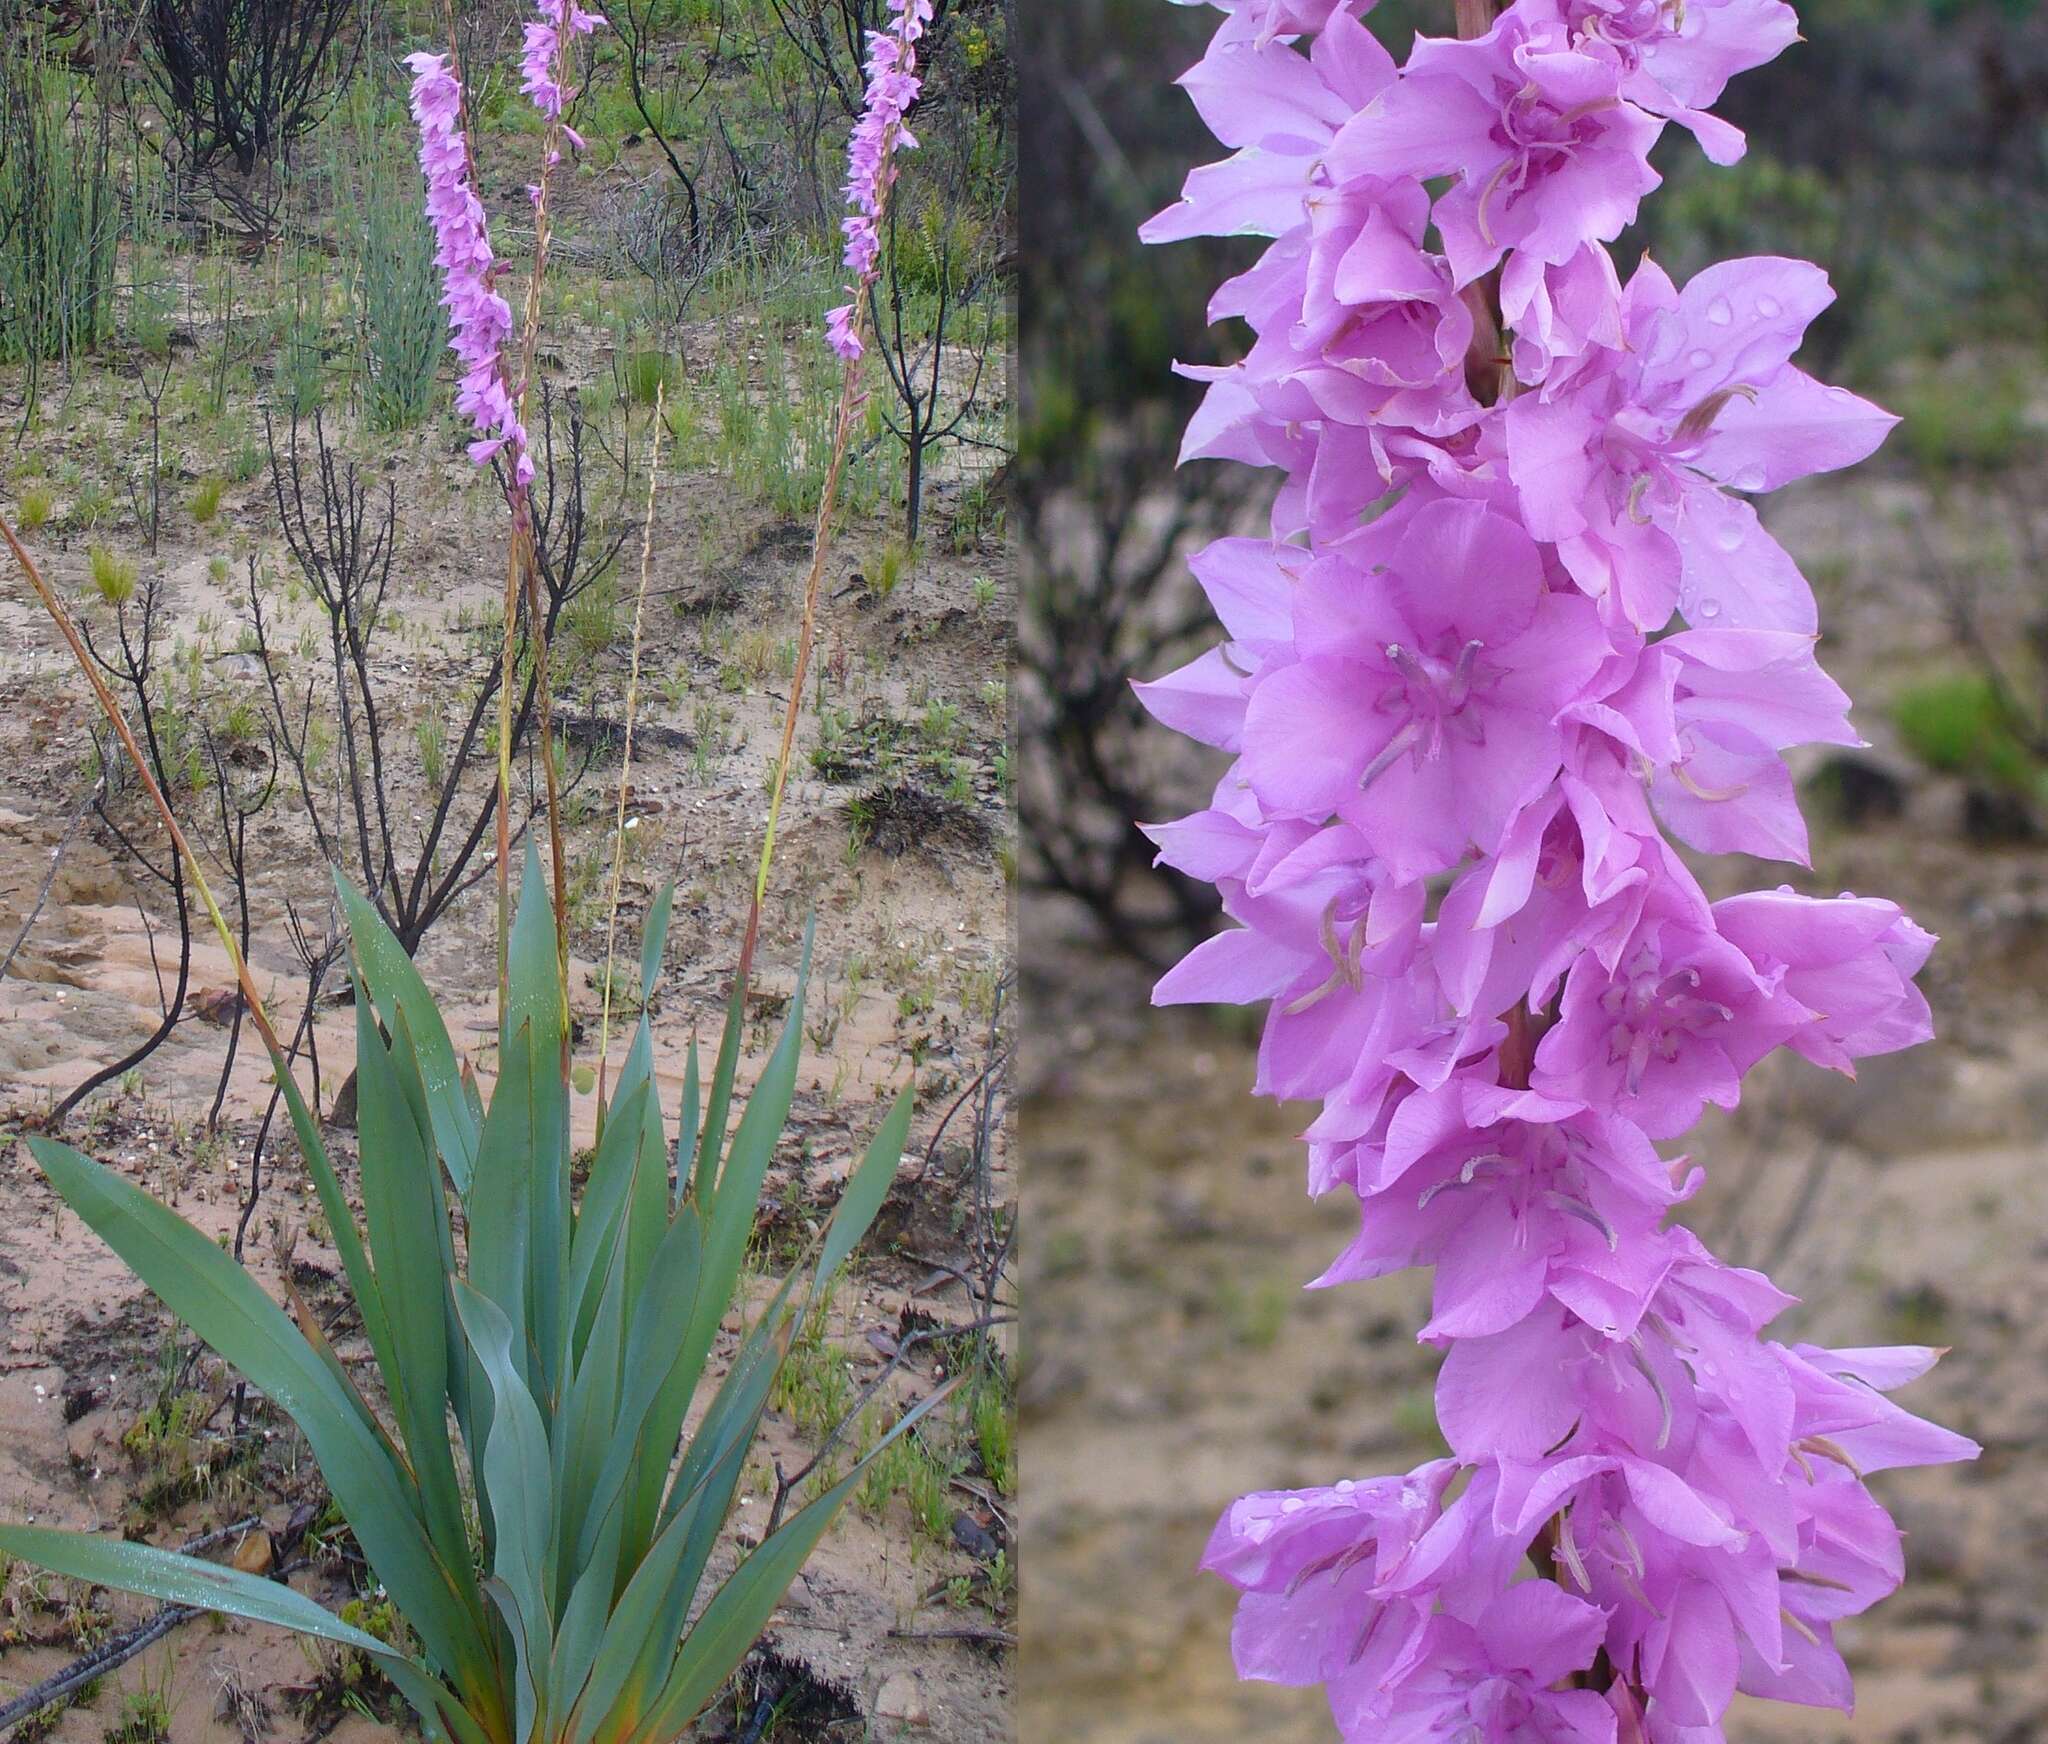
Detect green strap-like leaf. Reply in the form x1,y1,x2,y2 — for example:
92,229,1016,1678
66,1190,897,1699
469,1015,537,1399
626,1382,963,1744
0,1522,435,1670
390,1007,479,1472
564,1077,650,1372
621,1019,669,1321
638,882,674,1005
354,983,471,1597
641,1283,806,1668
22,1139,491,1692
337,874,480,1195
566,1394,762,1744
673,1040,700,1219
454,1281,557,1744
570,1210,704,1578
0,1524,485,1744
688,977,744,1212
554,1229,627,1598
270,1035,396,1433
621,927,812,1565
505,838,571,1411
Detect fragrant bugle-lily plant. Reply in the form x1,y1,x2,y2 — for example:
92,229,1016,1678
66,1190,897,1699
0,0,956,1733
0,843,937,1744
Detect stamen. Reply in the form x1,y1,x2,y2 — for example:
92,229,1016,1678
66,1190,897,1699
1416,1152,1511,1209
1609,1515,1646,1579
1319,901,1343,969
1672,760,1750,803
1630,1336,1673,1449
1359,719,1422,791
1797,1434,1863,1478
1475,152,1518,246
1782,1568,1853,1593
1284,969,1346,1016
1545,1189,1619,1251
1781,1607,1824,1649
1671,382,1759,446
1347,1603,1385,1666
1284,1535,1379,1597
1556,1506,1592,1592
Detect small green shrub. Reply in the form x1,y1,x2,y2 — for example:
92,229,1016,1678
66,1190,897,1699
1894,672,2040,794
72,482,114,527
190,477,223,523
357,147,441,432
1897,371,2030,476
623,348,680,407
87,544,135,605
17,484,54,530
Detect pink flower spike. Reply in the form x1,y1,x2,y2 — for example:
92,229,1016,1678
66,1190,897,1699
1138,0,1976,1732
824,0,928,354
406,52,527,486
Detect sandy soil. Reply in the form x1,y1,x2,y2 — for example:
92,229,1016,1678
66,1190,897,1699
1019,464,2048,1744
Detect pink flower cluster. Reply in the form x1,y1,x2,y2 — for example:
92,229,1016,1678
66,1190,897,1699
402,6,608,491
521,0,605,154
1141,1,1977,1738
825,0,935,361
404,51,530,487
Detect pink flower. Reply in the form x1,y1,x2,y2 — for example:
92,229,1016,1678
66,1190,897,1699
1329,13,1666,283
825,302,863,361
1502,255,1898,632
1238,496,1611,881
1359,1586,1619,1743
1534,0,1800,163
1141,7,1396,245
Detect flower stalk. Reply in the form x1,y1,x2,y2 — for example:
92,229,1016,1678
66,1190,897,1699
596,378,667,1125
736,0,930,998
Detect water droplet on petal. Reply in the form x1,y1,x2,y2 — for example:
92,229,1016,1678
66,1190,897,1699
1707,297,1733,326
1715,518,1744,552
1688,348,1714,369
1280,1496,1305,1514
1698,597,1723,620
1755,295,1780,318
1335,1478,1356,1495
